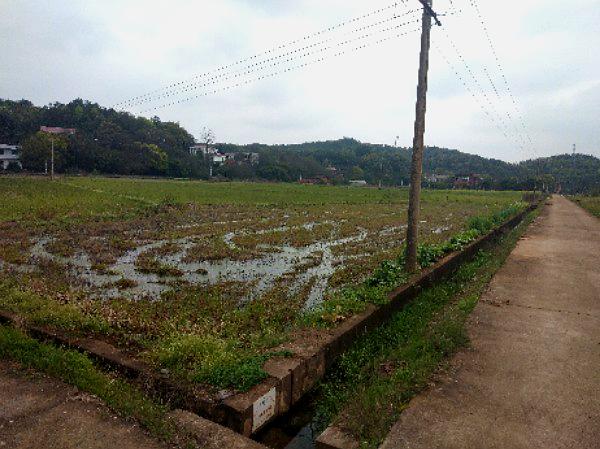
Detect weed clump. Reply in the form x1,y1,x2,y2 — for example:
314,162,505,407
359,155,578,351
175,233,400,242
150,334,288,392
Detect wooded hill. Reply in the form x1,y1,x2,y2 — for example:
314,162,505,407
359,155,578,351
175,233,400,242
0,98,205,177
217,140,600,193
1,99,599,193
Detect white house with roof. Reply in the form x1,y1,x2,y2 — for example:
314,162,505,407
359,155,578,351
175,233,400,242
211,153,226,165
189,144,218,157
0,144,21,169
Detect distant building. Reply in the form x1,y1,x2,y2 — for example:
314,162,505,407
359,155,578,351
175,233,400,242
349,180,368,187
221,152,260,165
242,152,259,165
453,174,483,189
299,176,330,185
425,173,451,183
40,126,76,135
189,144,218,157
0,144,21,169
211,154,226,165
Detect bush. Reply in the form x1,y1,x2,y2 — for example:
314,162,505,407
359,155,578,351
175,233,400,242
6,161,22,172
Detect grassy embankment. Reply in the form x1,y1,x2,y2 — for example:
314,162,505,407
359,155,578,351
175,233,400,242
310,207,540,448
0,176,524,393
571,195,600,218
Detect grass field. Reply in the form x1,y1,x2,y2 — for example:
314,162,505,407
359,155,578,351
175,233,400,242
571,195,600,218
0,176,524,392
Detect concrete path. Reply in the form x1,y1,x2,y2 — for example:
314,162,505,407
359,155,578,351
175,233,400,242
0,361,170,449
381,196,600,449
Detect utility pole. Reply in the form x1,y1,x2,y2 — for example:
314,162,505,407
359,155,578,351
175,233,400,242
405,0,438,272
50,138,55,181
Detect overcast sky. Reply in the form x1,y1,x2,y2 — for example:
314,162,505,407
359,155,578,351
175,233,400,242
1,0,598,162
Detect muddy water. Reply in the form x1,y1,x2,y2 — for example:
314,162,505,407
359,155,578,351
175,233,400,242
255,393,322,449
22,223,372,308
20,220,443,311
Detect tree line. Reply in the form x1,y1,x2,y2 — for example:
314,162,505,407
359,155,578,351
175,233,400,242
216,139,600,193
0,99,206,177
1,99,599,193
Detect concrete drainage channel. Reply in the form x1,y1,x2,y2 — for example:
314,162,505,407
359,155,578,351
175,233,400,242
0,203,541,449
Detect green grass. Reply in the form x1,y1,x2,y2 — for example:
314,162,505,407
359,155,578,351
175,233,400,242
0,324,186,445
571,195,600,218
1,201,524,393
2,175,522,214
0,177,144,223
0,278,110,334
311,208,539,448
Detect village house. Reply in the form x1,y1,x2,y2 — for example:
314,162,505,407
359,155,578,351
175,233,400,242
425,173,451,183
211,153,226,165
222,152,260,166
242,152,260,165
453,174,483,189
189,144,229,166
299,175,330,185
189,144,218,157
0,144,21,170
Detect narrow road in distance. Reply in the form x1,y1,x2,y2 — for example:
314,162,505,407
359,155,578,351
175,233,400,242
381,195,600,449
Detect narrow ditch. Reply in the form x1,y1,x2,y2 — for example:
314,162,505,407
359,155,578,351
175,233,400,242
254,393,321,449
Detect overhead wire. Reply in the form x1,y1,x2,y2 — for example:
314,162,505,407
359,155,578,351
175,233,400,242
466,0,535,151
433,43,511,143
123,9,421,109
139,25,421,113
426,0,528,152
114,1,410,109
118,0,532,163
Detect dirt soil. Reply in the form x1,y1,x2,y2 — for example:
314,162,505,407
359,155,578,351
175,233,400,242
0,361,169,449
381,195,600,449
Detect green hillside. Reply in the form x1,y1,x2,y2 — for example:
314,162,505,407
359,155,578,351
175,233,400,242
1,99,599,193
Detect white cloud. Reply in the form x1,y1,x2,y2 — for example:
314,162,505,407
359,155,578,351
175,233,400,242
0,0,598,161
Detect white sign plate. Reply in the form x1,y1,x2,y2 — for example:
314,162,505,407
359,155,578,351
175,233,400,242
252,387,277,432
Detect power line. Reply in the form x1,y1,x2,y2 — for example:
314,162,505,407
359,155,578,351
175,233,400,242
426,0,526,152
433,43,509,141
388,0,526,153
121,11,421,109
442,28,525,149
113,1,409,109
139,26,421,113
465,0,534,151
129,17,421,111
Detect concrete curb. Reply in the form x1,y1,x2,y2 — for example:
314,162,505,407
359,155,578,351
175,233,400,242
167,409,269,449
315,426,360,449
0,202,541,439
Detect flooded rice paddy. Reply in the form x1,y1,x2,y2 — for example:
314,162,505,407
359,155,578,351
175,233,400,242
17,219,413,309
1,200,462,310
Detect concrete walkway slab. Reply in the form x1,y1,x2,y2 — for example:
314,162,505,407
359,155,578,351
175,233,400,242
381,196,600,449
0,362,170,449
